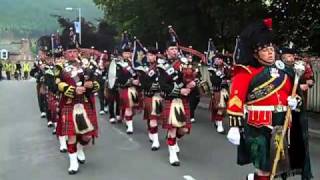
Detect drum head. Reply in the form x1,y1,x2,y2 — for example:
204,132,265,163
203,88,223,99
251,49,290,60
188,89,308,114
108,59,117,88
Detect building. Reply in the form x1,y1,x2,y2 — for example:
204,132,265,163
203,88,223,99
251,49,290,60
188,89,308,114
0,39,34,62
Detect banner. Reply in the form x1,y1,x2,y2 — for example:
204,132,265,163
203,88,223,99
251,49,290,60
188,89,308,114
74,21,81,33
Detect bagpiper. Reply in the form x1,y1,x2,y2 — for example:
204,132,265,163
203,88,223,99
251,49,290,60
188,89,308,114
113,47,141,134
208,53,231,133
138,47,162,150
226,18,312,180
185,47,202,123
158,40,194,166
56,53,100,174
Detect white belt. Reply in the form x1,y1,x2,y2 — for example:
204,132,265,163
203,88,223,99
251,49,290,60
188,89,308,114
246,105,288,112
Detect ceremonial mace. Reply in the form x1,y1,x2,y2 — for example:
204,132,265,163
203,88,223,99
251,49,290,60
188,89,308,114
270,60,306,180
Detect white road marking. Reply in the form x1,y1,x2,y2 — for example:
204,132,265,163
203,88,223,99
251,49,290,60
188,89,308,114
183,175,197,180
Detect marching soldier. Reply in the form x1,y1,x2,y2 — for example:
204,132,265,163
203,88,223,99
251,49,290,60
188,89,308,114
56,55,100,174
208,53,231,133
158,41,194,166
226,18,312,180
185,49,202,123
30,58,47,118
280,47,315,96
279,47,314,180
97,50,109,115
139,47,162,150
114,47,141,134
106,53,121,124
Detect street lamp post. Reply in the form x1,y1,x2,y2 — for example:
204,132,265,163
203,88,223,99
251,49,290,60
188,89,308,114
65,7,81,45
51,34,55,59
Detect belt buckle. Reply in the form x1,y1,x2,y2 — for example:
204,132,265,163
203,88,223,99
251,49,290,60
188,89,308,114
275,105,282,112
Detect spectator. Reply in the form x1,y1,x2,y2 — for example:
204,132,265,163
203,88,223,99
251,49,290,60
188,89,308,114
15,61,22,80
22,61,31,80
4,61,12,80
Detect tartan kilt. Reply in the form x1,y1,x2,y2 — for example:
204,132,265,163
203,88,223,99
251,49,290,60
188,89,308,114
47,92,59,123
57,101,98,137
143,96,160,121
161,98,191,130
119,87,140,110
209,91,227,121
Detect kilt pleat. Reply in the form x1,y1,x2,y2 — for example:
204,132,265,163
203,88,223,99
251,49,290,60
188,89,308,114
161,98,191,130
57,101,98,137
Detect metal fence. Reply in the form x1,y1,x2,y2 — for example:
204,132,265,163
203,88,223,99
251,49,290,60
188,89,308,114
306,62,320,112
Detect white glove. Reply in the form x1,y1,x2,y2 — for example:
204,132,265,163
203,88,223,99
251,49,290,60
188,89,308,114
227,127,240,145
287,96,298,110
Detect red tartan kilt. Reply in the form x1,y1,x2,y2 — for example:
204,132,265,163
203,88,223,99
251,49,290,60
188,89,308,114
210,92,226,121
119,87,141,110
57,102,98,137
161,98,191,130
119,88,130,110
143,96,159,121
47,92,58,122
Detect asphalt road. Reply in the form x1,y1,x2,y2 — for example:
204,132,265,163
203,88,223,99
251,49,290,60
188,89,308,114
0,80,319,180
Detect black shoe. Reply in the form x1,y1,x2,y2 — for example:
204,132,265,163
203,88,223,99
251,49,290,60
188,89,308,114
151,146,160,151
60,149,67,153
68,170,78,175
77,158,85,164
170,161,180,166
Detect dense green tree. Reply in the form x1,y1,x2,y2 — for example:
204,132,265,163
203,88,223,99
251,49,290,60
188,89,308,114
267,0,320,53
53,16,117,51
94,0,319,54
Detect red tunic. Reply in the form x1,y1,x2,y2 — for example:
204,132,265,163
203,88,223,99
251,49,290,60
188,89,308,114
227,65,293,127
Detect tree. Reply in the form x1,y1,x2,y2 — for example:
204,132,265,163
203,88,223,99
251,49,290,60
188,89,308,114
94,0,319,54
45,16,117,51
94,0,268,51
267,0,320,53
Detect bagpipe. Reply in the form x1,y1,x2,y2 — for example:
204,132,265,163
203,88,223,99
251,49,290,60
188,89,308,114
168,25,210,95
63,48,103,82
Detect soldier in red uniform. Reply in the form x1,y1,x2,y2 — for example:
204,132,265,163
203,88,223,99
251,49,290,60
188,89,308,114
158,41,194,166
57,56,100,174
226,19,312,179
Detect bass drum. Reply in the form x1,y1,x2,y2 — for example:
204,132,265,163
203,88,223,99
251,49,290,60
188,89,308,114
108,59,117,89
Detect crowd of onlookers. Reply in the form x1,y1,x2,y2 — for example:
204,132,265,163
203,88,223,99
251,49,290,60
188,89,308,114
0,60,32,81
